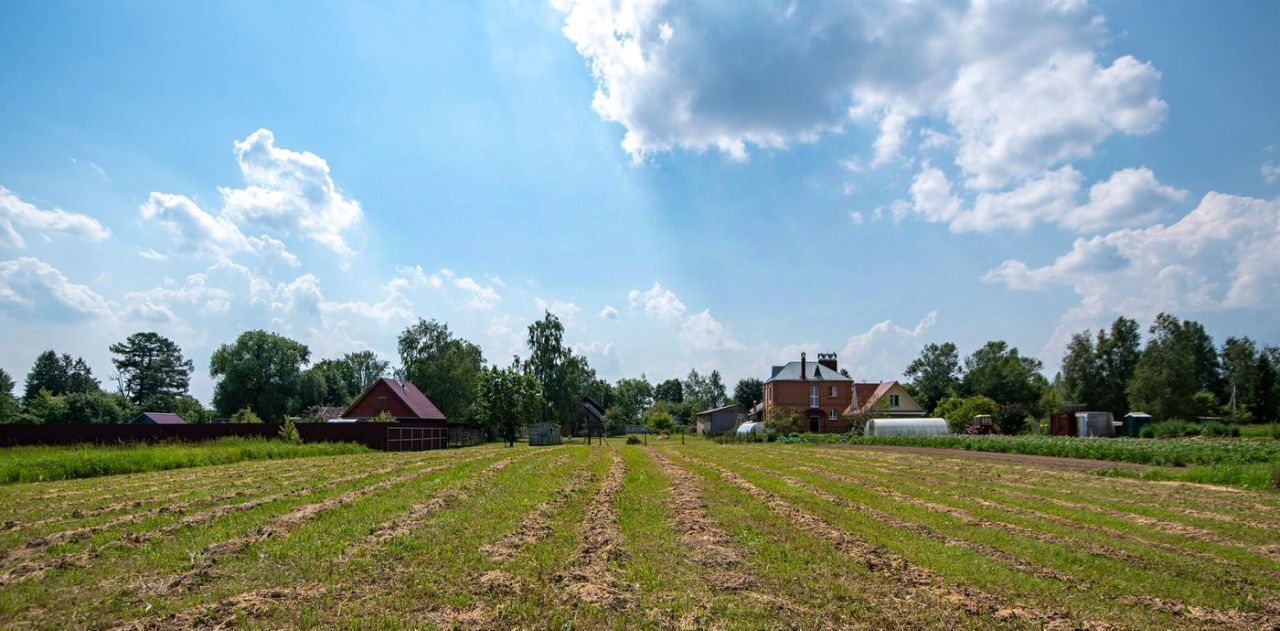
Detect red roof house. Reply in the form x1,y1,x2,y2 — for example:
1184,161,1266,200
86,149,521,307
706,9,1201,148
135,412,187,425
341,378,448,422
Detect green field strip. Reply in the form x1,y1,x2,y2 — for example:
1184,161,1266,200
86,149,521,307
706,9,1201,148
837,447,1280,536
667,448,1037,630
0,449,500,627
661,448,999,630
740,448,1279,626
814,448,1280,573
684,446,1196,631
833,446,1280,516
114,446,567,630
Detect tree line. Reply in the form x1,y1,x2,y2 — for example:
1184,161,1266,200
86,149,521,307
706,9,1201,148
901,312,1280,432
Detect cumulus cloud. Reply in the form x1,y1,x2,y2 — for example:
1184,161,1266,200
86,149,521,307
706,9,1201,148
536,297,582,327
679,309,743,352
0,186,110,249
0,257,113,320
553,0,1164,188
139,192,300,266
599,304,619,319
628,281,686,320
896,164,1187,233
254,272,413,325
840,310,939,381
444,271,502,311
983,192,1280,354
578,340,622,375
1264,161,1280,185
122,273,233,323
219,129,363,257
388,265,501,311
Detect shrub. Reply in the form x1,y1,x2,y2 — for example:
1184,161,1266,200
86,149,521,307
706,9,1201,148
765,409,800,436
994,402,1029,435
939,395,998,433
373,410,396,423
230,407,263,424
645,408,676,434
278,417,302,444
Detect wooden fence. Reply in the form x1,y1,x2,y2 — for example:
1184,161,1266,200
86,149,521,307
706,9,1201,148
0,422,473,451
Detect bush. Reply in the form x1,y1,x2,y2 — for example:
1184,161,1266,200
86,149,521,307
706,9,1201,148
278,418,302,444
645,408,675,434
230,407,263,424
937,395,998,433
994,402,1029,435
764,409,800,436
841,433,1280,467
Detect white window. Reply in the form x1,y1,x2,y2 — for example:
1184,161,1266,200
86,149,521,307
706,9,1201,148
889,394,900,407
828,385,836,398
828,408,837,420
809,386,818,407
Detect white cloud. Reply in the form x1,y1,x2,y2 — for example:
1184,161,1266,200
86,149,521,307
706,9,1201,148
139,192,300,267
553,0,1164,189
393,265,445,289
840,310,938,381
0,257,113,320
390,265,500,311
448,272,502,311
536,297,582,327
578,340,621,375
255,272,413,325
983,192,1280,355
219,129,363,257
679,309,743,352
0,186,110,249
1263,161,1280,185
627,281,686,321
137,248,168,262
849,211,864,226
599,304,619,319
897,165,1187,233
121,273,233,323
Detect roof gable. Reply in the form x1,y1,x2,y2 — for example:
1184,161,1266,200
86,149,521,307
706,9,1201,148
137,412,186,425
849,381,924,414
342,378,448,421
765,361,852,383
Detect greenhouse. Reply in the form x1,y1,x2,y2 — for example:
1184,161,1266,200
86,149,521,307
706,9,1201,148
863,417,950,437
736,421,766,437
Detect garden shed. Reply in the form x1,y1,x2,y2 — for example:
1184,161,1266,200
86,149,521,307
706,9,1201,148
863,417,949,437
527,422,562,446
695,404,742,436
134,412,186,425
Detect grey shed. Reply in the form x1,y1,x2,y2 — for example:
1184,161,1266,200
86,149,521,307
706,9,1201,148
527,422,563,446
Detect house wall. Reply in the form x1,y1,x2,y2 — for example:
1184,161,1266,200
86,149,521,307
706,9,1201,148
762,380,853,433
346,381,421,419
879,383,926,415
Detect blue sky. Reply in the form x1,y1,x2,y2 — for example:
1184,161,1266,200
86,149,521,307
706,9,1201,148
2,0,1278,404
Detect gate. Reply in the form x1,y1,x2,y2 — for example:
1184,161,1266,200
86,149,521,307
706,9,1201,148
386,426,448,451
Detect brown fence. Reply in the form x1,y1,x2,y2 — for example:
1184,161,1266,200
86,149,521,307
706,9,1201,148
0,422,474,451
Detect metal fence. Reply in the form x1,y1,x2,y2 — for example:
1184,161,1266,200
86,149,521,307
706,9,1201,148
386,426,449,451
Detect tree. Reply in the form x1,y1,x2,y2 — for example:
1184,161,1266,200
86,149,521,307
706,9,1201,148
475,365,543,446
994,402,1029,435
683,368,726,411
1128,314,1208,421
960,341,1044,410
1250,353,1279,424
1094,317,1142,417
398,319,485,424
935,395,998,433
1221,337,1259,416
210,330,310,421
22,350,99,402
613,377,654,423
343,350,388,392
172,394,212,424
654,378,683,404
1183,320,1225,400
1059,332,1101,407
903,342,960,413
645,406,675,434
0,368,17,423
298,358,361,410
109,332,194,406
733,378,764,414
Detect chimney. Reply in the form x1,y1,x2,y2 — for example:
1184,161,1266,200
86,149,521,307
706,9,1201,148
818,352,838,372
800,352,807,380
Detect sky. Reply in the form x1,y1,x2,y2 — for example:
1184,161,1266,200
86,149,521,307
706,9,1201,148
1,0,1278,405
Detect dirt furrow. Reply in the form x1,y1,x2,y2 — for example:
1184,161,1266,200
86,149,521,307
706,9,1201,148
671,450,1099,631
557,451,630,609
651,451,755,590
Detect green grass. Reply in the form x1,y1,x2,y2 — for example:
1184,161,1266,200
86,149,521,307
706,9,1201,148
1239,423,1280,439
842,433,1280,467
0,438,371,483
2,441,1278,629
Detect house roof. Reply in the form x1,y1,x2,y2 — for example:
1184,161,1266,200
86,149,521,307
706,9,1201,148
696,404,742,416
306,405,347,421
846,381,899,414
581,396,605,420
765,361,852,383
138,412,186,425
343,378,447,421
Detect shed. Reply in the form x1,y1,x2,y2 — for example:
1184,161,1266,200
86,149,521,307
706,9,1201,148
1122,412,1152,438
134,412,186,425
527,422,562,446
570,396,606,438
695,404,742,436
863,417,950,437
1075,411,1115,437
736,421,765,437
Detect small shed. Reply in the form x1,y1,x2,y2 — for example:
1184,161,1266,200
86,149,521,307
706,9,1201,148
527,422,562,446
1122,412,1152,438
864,417,949,437
695,404,742,436
736,421,766,437
134,412,186,425
1075,411,1115,437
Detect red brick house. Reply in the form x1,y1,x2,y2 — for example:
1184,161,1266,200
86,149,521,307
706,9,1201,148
341,378,448,423
762,352,854,433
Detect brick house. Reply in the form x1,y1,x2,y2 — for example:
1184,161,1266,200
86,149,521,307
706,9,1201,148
762,352,854,433
341,378,448,423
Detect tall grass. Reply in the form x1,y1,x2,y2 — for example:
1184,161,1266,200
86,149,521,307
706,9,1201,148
0,438,371,484
839,434,1280,467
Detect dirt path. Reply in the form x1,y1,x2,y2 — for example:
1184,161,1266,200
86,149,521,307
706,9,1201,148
824,444,1153,472
558,451,629,609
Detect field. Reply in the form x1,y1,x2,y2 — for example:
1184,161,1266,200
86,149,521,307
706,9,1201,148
2,442,1279,629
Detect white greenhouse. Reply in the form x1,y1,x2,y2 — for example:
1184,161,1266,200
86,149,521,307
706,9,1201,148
863,417,950,437
736,421,766,437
